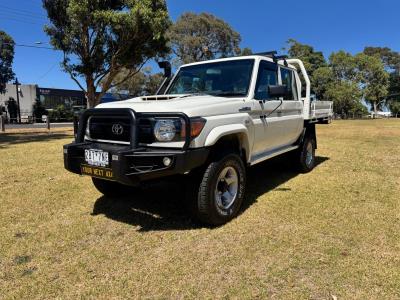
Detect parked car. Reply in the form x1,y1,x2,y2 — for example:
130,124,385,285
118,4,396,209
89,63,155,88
64,52,333,225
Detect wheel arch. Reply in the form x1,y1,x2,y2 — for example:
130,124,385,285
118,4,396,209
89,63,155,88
204,125,250,163
299,122,317,149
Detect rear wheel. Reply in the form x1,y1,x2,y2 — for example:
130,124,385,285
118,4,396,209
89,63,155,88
187,153,246,225
293,136,316,173
91,177,140,197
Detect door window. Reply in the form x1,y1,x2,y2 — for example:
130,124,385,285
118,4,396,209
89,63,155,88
254,61,278,100
280,68,298,100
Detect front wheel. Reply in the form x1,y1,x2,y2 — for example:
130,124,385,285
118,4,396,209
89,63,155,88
187,153,246,225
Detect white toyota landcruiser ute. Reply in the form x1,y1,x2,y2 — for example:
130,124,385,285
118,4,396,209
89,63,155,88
64,52,333,225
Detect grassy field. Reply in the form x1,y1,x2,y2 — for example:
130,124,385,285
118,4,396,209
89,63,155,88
0,120,399,299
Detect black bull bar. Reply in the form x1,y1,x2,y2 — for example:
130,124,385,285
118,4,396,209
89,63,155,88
74,108,192,150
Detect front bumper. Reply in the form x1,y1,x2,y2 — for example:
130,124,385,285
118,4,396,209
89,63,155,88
63,142,209,186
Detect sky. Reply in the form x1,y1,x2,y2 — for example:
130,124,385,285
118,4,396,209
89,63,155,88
0,0,399,90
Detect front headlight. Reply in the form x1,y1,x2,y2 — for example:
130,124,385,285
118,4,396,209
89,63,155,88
154,119,177,142
152,117,206,143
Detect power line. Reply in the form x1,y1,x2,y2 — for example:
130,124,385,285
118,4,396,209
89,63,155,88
0,4,47,19
0,15,44,25
1,41,54,50
0,8,47,20
15,43,54,50
37,62,59,80
0,11,46,23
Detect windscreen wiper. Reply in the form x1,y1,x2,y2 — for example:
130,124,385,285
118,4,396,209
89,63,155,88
212,92,246,97
178,92,213,98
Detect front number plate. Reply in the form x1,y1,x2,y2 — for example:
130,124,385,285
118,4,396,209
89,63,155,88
84,149,109,167
81,164,114,180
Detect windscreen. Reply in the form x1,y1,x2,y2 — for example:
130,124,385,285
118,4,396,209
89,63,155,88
166,59,255,97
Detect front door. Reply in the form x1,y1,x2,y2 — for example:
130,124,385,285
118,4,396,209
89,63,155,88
251,60,285,158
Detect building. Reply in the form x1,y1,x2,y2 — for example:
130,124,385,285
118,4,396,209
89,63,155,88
0,83,130,122
0,84,37,120
37,87,86,110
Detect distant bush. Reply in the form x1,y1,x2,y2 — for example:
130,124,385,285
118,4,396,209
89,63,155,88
48,105,74,122
33,100,48,122
389,101,400,117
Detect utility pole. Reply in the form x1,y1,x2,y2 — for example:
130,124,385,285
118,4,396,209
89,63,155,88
0,115,5,132
15,78,21,123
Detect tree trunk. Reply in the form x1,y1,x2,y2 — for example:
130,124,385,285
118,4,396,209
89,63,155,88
86,77,98,108
373,101,378,119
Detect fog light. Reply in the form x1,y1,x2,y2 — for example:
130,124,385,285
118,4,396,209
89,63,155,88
163,157,172,167
63,149,68,154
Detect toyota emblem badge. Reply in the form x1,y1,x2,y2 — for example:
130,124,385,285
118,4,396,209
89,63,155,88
111,123,124,135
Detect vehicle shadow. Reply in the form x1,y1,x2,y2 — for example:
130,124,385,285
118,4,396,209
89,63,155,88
92,155,329,232
0,132,72,148
240,155,329,214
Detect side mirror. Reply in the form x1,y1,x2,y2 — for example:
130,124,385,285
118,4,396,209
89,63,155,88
268,84,288,98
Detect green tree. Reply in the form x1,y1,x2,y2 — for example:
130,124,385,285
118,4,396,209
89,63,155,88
311,66,334,99
0,30,15,94
5,97,18,123
313,51,363,115
363,47,400,73
363,47,400,106
145,72,164,95
33,99,48,122
48,104,74,121
109,66,163,96
43,0,171,108
329,51,360,82
285,39,327,98
388,73,400,98
388,100,400,117
318,51,389,115
168,12,241,64
324,81,362,116
240,47,253,56
286,39,326,78
356,53,389,114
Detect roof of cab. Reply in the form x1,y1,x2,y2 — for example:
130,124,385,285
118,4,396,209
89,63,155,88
180,55,296,70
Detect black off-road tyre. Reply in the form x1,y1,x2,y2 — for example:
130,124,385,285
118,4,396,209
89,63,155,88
186,153,246,226
293,135,316,173
92,177,140,197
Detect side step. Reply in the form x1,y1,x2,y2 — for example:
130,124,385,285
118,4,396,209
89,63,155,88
250,145,299,166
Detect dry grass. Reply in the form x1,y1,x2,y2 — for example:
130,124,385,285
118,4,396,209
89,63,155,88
0,120,399,299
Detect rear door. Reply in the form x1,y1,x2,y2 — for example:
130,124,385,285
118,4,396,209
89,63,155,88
278,66,303,145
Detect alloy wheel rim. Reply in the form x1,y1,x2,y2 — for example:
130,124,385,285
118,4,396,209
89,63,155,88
305,141,314,167
214,166,239,210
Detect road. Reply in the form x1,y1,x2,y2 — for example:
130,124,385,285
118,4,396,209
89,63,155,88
4,122,73,129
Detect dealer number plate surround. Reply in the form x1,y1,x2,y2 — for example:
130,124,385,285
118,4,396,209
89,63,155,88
81,164,114,180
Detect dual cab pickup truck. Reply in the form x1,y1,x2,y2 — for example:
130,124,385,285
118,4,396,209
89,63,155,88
64,52,333,225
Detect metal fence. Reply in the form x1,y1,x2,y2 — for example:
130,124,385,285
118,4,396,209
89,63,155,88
333,113,400,119
0,115,75,132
